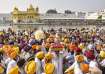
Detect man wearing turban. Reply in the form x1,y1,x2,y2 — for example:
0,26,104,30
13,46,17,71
65,55,85,74
6,59,19,74
84,50,102,74
35,51,45,74
44,52,55,74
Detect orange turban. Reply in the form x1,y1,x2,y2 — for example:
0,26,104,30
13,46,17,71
80,63,89,73
3,45,12,55
3,45,19,59
68,43,77,51
32,45,37,50
75,55,84,63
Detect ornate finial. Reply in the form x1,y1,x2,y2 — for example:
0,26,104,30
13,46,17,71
36,6,39,12
29,4,34,9
13,6,19,11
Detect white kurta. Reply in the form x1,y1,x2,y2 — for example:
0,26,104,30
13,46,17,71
89,60,102,74
6,59,17,74
52,52,59,74
52,51,64,74
100,59,105,67
35,58,43,74
59,51,64,74
68,61,83,74
89,60,98,68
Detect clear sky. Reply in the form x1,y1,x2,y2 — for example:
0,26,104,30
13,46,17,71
0,0,105,13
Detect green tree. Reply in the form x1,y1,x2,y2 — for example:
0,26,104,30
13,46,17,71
97,15,102,20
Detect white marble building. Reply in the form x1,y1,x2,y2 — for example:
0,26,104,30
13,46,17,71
0,10,105,30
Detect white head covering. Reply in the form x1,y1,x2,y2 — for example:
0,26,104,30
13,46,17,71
100,59,105,67
6,59,17,74
87,44,94,49
9,60,17,67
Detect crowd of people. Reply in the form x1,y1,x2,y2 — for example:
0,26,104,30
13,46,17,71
0,27,105,74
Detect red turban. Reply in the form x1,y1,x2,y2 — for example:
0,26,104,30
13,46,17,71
84,50,95,60
74,47,82,53
68,43,78,51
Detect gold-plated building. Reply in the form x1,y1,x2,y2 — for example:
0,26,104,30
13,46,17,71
11,4,40,23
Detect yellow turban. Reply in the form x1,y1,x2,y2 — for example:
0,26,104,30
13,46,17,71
78,43,85,50
8,66,19,74
25,61,36,74
64,38,69,43
0,32,4,35
99,51,105,58
36,51,45,60
44,63,55,74
12,46,19,54
0,66,4,74
0,48,3,52
9,51,18,59
45,53,53,61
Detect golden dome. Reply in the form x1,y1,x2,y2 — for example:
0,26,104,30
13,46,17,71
27,4,35,12
12,6,20,14
29,4,34,9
